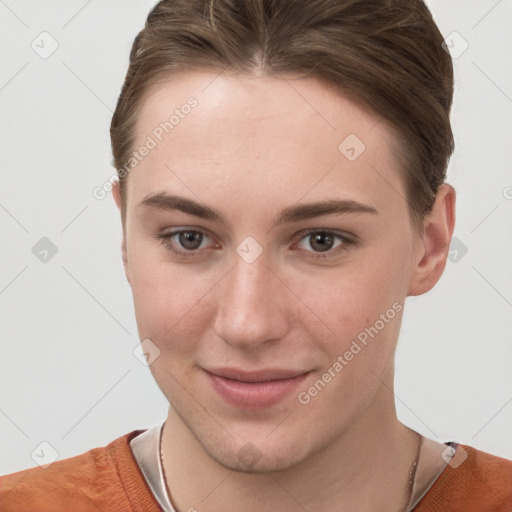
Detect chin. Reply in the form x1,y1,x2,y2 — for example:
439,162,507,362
205,436,312,474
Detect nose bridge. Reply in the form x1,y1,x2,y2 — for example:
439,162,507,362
213,251,287,349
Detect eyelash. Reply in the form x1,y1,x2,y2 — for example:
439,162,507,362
156,228,356,260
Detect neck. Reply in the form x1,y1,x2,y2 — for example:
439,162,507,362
160,367,419,512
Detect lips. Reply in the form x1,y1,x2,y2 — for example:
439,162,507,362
204,367,310,409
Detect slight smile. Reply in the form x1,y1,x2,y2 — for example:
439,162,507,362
203,367,312,409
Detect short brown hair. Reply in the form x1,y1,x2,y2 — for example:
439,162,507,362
110,0,454,234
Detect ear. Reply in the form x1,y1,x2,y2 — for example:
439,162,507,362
112,180,131,285
407,183,456,296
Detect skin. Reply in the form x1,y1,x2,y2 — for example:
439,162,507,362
112,71,456,512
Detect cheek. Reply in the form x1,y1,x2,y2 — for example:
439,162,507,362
127,239,204,340
293,240,408,390
304,252,405,337
293,260,405,416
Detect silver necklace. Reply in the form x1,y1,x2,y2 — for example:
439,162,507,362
400,433,423,512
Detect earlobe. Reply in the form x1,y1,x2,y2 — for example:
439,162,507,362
407,184,456,296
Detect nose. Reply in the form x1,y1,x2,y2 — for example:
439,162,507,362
213,253,290,351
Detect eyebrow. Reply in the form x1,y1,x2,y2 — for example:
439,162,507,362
139,192,378,227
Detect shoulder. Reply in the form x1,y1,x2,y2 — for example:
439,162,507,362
415,444,512,512
0,430,159,512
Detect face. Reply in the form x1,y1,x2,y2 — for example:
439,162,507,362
117,71,425,472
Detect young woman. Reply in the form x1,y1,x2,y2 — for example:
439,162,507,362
1,0,511,510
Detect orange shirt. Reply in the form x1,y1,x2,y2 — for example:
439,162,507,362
1,430,511,511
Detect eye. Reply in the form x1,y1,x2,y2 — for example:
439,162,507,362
156,228,355,260
157,228,216,258
294,230,354,259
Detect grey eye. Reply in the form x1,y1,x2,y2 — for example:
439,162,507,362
298,231,343,253
177,231,205,250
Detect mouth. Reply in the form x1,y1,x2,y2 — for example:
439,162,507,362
203,367,311,409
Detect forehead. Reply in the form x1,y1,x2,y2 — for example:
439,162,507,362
136,71,394,145
128,71,407,219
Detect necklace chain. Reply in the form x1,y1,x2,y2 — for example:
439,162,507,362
401,432,423,512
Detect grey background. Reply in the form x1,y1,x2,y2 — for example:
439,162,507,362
1,0,511,475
